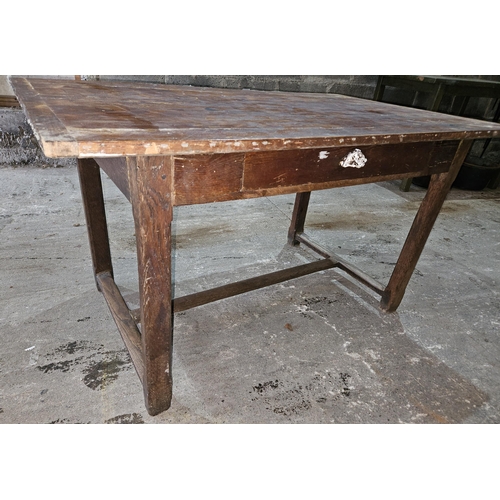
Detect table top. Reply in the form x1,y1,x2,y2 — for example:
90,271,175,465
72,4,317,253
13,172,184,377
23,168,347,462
10,77,500,158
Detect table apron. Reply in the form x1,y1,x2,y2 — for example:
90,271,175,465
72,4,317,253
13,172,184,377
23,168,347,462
95,140,459,206
173,140,458,205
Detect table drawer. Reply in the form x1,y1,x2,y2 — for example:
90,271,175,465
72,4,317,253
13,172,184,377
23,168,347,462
173,140,459,205
243,141,458,190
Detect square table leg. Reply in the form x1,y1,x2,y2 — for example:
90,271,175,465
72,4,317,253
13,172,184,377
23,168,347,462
288,191,311,246
127,155,174,415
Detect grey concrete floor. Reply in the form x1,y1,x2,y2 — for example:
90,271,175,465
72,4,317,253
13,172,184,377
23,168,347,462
1,164,499,424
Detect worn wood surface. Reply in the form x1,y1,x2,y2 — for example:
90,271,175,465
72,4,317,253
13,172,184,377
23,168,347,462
173,140,459,205
288,192,311,246
10,77,500,158
87,140,459,207
77,158,113,288
127,155,174,415
242,141,451,189
173,141,458,205
96,271,144,382
172,258,337,313
294,233,385,295
95,157,131,201
0,95,20,108
381,139,474,311
173,153,245,204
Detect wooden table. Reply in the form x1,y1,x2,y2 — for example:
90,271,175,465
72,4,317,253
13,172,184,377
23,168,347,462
10,77,500,416
374,75,500,190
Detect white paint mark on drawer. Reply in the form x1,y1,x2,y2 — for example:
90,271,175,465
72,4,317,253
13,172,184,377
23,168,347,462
340,148,367,169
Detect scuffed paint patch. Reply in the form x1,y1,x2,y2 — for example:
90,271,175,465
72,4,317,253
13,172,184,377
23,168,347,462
318,151,329,160
340,148,367,169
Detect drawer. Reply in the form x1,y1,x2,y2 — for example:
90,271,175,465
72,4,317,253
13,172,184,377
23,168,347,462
242,141,458,190
172,140,459,205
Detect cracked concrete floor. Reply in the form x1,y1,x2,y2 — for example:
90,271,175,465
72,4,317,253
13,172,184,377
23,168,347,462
1,164,499,424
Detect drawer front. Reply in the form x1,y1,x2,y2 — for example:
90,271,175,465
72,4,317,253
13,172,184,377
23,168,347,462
172,141,459,206
243,141,458,191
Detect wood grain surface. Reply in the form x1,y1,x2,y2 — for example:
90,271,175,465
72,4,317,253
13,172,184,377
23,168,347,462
10,77,500,158
127,155,174,415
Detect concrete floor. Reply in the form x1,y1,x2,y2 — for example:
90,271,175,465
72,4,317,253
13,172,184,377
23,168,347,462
1,164,499,424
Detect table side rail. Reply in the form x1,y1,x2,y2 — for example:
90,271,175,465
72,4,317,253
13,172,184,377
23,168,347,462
95,158,131,201
173,141,458,206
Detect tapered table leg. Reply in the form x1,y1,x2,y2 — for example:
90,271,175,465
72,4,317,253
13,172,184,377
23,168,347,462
288,191,311,246
128,155,174,416
381,140,473,312
77,158,114,290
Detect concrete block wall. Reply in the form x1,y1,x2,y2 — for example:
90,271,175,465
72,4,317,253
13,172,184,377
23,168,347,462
99,75,380,99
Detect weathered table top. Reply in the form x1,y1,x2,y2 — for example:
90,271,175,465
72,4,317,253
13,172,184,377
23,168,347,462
9,77,500,159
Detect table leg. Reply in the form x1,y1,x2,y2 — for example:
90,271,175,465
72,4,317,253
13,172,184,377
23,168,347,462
127,155,174,416
77,158,114,290
288,191,311,245
381,139,473,312
399,178,414,192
